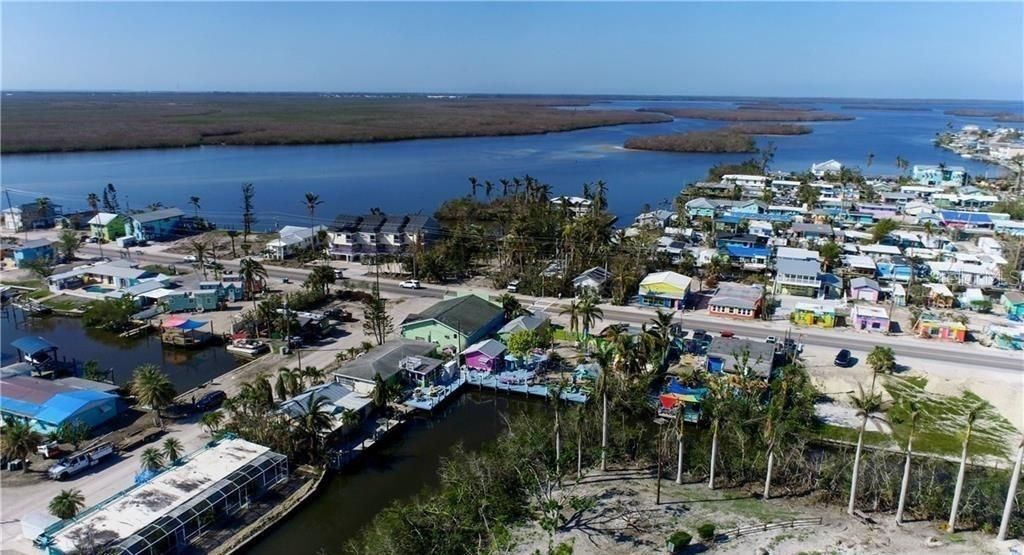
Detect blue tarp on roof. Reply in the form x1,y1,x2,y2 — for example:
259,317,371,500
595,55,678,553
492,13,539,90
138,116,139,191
0,396,43,418
941,211,992,224
10,336,57,356
33,390,113,426
725,245,770,259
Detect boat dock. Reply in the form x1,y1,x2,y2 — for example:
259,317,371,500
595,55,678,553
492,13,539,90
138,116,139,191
326,414,406,470
464,370,589,403
403,374,467,411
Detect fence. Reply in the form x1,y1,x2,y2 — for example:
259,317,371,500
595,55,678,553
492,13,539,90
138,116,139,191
723,517,823,539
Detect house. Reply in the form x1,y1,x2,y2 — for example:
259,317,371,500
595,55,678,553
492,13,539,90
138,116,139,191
715,233,766,249
927,261,996,288
857,203,900,220
993,219,1024,236
0,207,22,232
497,313,550,342
47,260,158,294
462,339,508,372
891,283,907,307
333,338,438,395
790,302,839,328
912,165,967,187
573,266,611,293
978,237,1004,257
923,283,957,308
705,337,775,378
811,159,843,177
634,210,674,228
982,323,1024,350
850,304,890,332
265,225,328,260
849,277,883,303
124,207,185,242
860,244,903,259
88,212,126,241
773,258,822,297
876,257,914,283
721,174,769,189
13,239,55,268
708,282,764,319
17,201,63,230
940,210,993,229
837,211,876,226
638,271,692,309
843,255,877,277
401,294,504,351
550,196,592,218
1001,291,1024,319
724,245,770,270
0,374,123,433
279,382,373,435
791,223,834,240
915,313,967,342
776,246,821,262
328,213,440,261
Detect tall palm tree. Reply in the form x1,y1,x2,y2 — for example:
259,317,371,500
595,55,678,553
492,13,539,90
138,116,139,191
188,196,201,222
468,176,479,197
86,193,100,213
301,366,326,386
275,368,301,401
998,437,1024,541
560,299,581,336
866,346,896,391
895,402,921,524
303,192,323,230
189,240,209,279
577,293,604,338
674,402,686,485
49,489,85,520
847,385,885,515
590,342,615,472
762,380,788,499
645,309,675,371
948,404,983,532
496,293,524,320
0,419,42,472
161,437,184,464
866,152,875,170
130,365,176,428
292,394,333,461
704,379,728,489
139,447,165,472
239,257,268,334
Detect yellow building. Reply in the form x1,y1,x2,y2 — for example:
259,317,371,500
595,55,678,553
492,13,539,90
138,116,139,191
638,271,693,309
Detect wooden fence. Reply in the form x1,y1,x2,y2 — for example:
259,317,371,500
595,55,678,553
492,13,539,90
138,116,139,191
723,517,823,539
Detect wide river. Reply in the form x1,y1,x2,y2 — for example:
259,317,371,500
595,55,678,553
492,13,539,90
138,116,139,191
2,98,1019,226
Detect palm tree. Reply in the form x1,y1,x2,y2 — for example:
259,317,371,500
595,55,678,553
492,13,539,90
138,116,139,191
189,240,209,279
188,196,201,222
762,381,788,499
496,293,524,320
866,346,896,391
704,379,728,489
49,489,85,520
645,309,675,370
577,293,604,338
0,418,42,472
86,193,100,213
275,368,301,401
200,411,224,435
129,365,176,428
895,402,921,524
292,393,333,461
139,447,165,473
998,437,1024,541
948,404,983,532
468,176,479,197
847,385,885,515
673,403,686,485
548,380,566,478
590,342,614,472
303,192,323,230
301,366,326,387
372,373,390,410
226,229,239,258
239,257,268,334
560,299,581,336
161,437,184,464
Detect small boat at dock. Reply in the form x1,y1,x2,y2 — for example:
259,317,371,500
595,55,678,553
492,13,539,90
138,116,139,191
226,339,270,357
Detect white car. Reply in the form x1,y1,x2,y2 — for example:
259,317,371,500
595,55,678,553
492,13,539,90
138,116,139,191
183,255,198,263
400,280,422,289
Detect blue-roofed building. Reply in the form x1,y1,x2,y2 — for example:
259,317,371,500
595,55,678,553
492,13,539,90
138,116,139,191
124,208,185,242
941,210,993,229
724,245,770,269
13,239,55,268
0,375,122,433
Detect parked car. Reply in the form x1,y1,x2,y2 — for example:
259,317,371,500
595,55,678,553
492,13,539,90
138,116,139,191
333,268,345,279
506,280,520,292
36,441,64,459
183,255,197,263
195,390,227,412
834,349,853,367
765,336,777,344
400,279,422,289
719,330,735,338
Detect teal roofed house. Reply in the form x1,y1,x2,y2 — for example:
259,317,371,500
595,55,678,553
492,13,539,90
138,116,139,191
124,207,185,242
0,374,122,433
401,294,504,351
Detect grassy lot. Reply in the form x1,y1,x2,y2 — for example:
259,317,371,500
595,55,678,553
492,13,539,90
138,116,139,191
813,422,894,449
42,295,92,311
142,264,190,276
2,92,671,153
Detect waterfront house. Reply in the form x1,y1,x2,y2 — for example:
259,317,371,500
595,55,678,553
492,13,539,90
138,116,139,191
1001,291,1024,318
47,260,157,294
993,219,1024,236
328,213,440,261
705,337,775,378
708,282,763,319
462,339,507,372
721,174,769,189
0,374,123,433
876,256,914,283
1,207,22,232
850,304,890,332
810,159,842,178
715,233,766,249
13,239,55,268
401,294,504,352
790,302,839,328
634,210,674,228
927,260,996,288
333,338,438,395
912,164,967,187
497,312,550,342
124,207,184,242
773,258,821,297
87,212,126,241
280,382,373,435
638,271,692,309
265,225,328,260
849,277,882,303
17,201,63,230
724,245,770,270
915,313,967,342
572,266,611,293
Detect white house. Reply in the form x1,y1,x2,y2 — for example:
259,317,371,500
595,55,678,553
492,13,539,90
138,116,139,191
572,267,611,293
927,261,996,288
810,160,842,178
1,207,22,232
265,225,327,260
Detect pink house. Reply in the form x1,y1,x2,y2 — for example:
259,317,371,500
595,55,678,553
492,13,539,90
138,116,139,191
849,277,882,303
461,339,507,372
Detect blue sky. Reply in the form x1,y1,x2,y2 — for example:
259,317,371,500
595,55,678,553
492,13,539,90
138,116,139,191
2,2,1021,100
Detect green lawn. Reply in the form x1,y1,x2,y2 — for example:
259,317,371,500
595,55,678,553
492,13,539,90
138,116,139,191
42,295,92,311
142,264,189,276
813,423,893,449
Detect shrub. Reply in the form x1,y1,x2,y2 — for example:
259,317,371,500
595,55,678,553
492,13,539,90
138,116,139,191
667,531,692,552
696,523,716,541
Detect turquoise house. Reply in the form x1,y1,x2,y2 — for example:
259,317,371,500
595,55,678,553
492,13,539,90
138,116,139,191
13,239,55,268
125,208,185,242
160,289,221,313
401,294,504,352
1002,291,1024,319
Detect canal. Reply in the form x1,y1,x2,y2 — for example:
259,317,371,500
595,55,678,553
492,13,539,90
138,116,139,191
1,307,240,392
243,391,542,555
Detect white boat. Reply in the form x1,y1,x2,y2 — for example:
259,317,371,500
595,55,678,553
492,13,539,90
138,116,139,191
226,339,269,357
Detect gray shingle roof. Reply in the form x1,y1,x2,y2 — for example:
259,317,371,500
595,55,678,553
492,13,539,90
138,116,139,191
850,277,881,291
776,258,821,278
333,339,437,383
131,207,184,223
707,337,775,378
405,295,503,337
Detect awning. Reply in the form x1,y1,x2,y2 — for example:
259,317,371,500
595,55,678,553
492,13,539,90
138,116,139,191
161,317,208,330
10,336,57,356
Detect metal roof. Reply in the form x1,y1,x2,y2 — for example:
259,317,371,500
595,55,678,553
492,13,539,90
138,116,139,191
11,336,57,356
405,295,503,337
334,338,437,383
130,207,184,223
462,339,507,358
706,337,775,378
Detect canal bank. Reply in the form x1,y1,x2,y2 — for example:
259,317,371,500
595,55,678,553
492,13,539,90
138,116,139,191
242,391,543,555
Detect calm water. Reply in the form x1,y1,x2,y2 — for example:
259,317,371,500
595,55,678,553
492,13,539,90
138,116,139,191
244,391,540,555
0,307,239,391
2,98,1019,226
